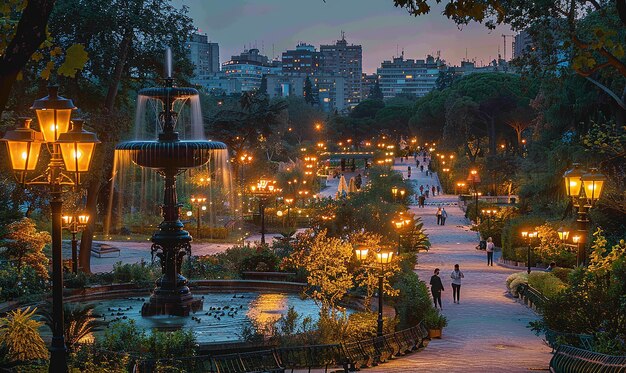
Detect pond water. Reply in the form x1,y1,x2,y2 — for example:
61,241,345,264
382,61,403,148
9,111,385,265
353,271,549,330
79,292,322,344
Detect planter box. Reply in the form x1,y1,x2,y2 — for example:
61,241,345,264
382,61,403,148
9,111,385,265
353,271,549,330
428,328,442,339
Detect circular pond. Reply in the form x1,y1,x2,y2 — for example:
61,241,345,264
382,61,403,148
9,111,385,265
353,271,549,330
80,291,322,344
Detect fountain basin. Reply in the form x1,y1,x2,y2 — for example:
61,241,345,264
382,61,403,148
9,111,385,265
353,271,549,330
75,291,329,344
139,86,199,101
116,140,227,169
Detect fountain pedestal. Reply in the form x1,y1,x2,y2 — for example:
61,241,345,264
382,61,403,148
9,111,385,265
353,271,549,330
116,77,226,317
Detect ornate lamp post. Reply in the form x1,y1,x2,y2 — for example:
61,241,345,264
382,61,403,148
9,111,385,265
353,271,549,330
239,154,253,221
1,87,99,373
520,230,539,274
354,246,394,337
190,196,207,238
61,213,89,273
250,177,278,244
392,213,413,253
563,164,606,266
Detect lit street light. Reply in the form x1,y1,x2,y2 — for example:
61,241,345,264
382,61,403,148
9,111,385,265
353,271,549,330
563,164,606,265
354,245,394,337
520,230,539,274
250,177,279,244
1,86,99,372
61,213,90,273
190,196,207,238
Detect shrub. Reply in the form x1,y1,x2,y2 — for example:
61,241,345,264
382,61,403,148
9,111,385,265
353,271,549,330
423,308,448,329
392,270,434,329
506,272,528,288
507,273,529,297
111,260,159,285
239,248,280,272
0,264,48,302
551,267,573,283
0,307,48,364
527,272,566,298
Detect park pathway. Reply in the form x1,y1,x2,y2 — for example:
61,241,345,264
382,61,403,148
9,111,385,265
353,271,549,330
366,158,553,372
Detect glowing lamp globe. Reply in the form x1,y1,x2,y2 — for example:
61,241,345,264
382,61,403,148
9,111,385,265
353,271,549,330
78,214,89,225
581,168,606,204
563,163,584,198
57,120,100,175
377,251,393,265
354,246,369,261
557,227,570,241
31,86,76,142
1,118,44,179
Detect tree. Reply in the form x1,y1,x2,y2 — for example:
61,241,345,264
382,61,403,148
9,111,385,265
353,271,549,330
350,99,385,119
1,218,50,280
392,0,626,109
0,307,48,364
304,76,315,105
297,230,354,315
435,70,457,90
37,0,195,273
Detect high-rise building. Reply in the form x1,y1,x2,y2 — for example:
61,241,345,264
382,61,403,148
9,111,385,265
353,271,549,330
513,30,533,59
264,72,345,112
377,54,444,98
222,48,281,92
361,73,379,99
282,43,321,75
320,34,362,109
187,33,219,79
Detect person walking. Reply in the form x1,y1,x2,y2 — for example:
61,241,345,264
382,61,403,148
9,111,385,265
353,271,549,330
436,185,440,195
486,237,495,266
430,268,444,309
420,164,424,172
408,165,411,178
419,185,424,194
436,207,442,225
419,194,425,208
450,264,464,304
432,186,436,196
441,208,448,225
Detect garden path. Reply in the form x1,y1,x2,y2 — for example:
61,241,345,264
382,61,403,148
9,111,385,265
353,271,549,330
366,158,553,372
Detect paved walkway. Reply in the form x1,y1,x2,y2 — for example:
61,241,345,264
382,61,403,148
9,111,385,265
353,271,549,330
367,157,552,372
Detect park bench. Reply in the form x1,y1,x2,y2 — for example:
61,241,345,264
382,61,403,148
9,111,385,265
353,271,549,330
91,243,120,258
341,340,371,370
213,349,284,373
544,329,595,352
549,344,626,373
275,344,346,373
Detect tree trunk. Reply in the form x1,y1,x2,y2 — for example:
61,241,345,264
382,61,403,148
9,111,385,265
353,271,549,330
104,26,133,111
0,0,56,114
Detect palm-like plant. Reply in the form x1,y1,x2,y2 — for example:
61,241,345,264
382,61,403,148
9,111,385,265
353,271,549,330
0,306,48,363
41,303,104,352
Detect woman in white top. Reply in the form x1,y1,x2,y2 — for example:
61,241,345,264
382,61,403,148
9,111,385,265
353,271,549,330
450,264,464,304
486,237,495,266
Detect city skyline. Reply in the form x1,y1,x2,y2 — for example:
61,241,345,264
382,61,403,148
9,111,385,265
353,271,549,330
174,0,514,73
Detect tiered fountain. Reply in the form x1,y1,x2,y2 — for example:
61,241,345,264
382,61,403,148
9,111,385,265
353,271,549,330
116,66,226,316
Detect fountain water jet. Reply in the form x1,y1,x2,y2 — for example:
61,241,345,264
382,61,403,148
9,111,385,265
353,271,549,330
116,71,226,316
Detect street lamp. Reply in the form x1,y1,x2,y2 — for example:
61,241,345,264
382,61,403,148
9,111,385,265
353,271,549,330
250,177,278,244
391,186,398,201
354,245,393,337
1,86,99,372
467,170,480,223
190,196,207,238
563,164,606,266
61,213,90,273
521,230,539,274
284,197,294,225
239,154,253,222
392,213,413,253
481,209,496,231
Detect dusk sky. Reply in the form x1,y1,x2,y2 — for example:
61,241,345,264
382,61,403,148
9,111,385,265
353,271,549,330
174,0,514,73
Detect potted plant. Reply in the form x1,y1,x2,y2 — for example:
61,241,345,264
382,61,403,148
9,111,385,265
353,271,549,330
424,309,448,339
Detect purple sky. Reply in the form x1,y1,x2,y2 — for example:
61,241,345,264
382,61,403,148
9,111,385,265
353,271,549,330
174,0,514,73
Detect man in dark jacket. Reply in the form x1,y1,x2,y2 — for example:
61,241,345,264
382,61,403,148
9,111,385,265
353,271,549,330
430,268,444,309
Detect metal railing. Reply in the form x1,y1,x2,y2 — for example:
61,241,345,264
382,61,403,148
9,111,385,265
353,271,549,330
76,322,428,373
549,345,626,373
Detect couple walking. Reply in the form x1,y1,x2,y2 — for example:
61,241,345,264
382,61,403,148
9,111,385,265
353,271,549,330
429,264,465,309
436,207,448,225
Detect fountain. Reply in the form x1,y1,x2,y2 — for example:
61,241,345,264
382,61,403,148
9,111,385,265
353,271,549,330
116,52,226,316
